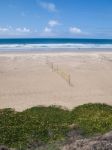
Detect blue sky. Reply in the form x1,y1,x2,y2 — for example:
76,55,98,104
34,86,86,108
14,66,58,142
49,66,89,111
0,0,112,38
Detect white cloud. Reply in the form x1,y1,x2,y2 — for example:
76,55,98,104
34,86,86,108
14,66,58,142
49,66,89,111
40,26,58,37
43,20,59,35
48,20,60,27
0,26,31,37
40,2,57,12
69,27,82,34
0,27,9,32
16,27,30,33
44,27,52,33
41,19,60,37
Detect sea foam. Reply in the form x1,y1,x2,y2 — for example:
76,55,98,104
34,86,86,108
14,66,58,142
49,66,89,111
0,43,112,51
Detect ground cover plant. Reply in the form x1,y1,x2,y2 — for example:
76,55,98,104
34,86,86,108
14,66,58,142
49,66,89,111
0,103,112,149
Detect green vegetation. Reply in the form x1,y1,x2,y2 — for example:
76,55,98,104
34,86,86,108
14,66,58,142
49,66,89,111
0,103,112,149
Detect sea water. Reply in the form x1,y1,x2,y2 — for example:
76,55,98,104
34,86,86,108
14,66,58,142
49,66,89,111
0,38,112,52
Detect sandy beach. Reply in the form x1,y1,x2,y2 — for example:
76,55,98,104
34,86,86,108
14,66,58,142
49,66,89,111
0,51,112,111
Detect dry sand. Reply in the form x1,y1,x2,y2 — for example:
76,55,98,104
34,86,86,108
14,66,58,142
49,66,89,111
0,51,112,111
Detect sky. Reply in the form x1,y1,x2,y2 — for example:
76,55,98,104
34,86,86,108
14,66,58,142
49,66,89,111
0,0,112,38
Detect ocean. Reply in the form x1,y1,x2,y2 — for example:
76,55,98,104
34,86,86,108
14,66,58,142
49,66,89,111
0,38,112,52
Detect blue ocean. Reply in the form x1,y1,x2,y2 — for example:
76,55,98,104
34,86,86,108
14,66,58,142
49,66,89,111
0,38,112,52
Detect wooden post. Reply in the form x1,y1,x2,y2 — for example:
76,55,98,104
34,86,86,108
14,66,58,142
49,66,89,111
46,60,72,87
51,63,53,71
